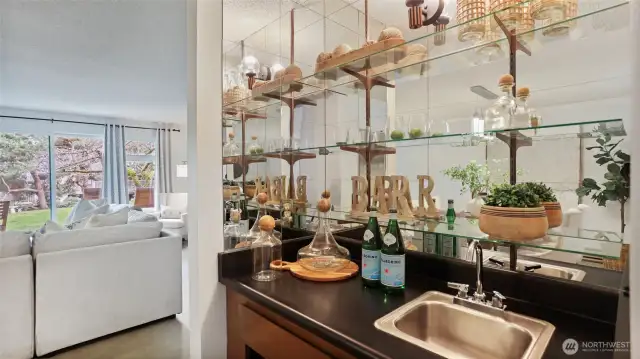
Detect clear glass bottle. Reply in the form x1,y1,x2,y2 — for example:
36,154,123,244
247,135,264,155
297,199,350,272
485,74,516,132
251,216,282,282
224,209,245,250
512,87,534,129
223,133,240,157
247,193,281,243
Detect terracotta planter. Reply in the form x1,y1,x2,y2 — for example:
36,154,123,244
541,201,562,228
479,205,548,241
244,185,257,199
223,186,240,200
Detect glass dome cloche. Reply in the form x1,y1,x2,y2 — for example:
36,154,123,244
297,192,350,272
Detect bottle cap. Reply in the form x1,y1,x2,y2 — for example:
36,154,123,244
389,208,397,214
448,199,454,204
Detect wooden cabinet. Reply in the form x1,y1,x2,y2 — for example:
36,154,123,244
227,290,357,359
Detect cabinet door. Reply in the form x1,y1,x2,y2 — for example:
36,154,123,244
238,304,332,359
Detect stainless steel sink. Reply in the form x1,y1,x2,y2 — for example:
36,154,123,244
485,255,586,281
374,291,555,359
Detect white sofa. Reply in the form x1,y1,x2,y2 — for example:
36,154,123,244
33,222,182,356
0,232,34,359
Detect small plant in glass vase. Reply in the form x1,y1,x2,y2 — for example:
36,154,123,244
443,160,523,217
576,132,630,235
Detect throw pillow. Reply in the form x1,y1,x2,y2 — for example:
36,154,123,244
84,207,130,228
0,231,32,258
65,199,107,225
161,205,183,219
127,210,159,223
68,204,110,229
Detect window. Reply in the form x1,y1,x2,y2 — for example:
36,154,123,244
126,140,156,205
0,133,52,230
54,136,104,222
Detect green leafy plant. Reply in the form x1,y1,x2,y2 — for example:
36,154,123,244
443,160,523,198
443,161,489,198
485,183,541,208
522,182,557,202
576,132,630,233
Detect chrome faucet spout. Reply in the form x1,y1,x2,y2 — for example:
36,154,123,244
474,240,484,299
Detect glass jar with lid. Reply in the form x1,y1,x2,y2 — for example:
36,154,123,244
485,74,516,132
246,193,281,243
512,87,534,129
251,215,282,282
248,135,264,155
223,132,240,157
297,197,350,272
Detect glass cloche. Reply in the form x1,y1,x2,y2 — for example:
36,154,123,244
251,215,282,282
248,135,264,155
223,132,240,157
297,196,350,272
485,74,516,132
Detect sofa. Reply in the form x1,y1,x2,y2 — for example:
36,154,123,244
32,221,183,356
0,232,34,359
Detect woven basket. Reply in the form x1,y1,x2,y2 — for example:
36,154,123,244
477,20,504,57
531,0,568,20
457,0,486,42
490,0,526,30
603,243,629,272
542,0,577,36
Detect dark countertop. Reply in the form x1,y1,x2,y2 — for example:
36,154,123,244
221,273,616,359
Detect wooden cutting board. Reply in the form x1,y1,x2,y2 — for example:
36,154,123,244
270,260,359,282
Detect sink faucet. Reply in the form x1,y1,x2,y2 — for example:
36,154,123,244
449,240,506,311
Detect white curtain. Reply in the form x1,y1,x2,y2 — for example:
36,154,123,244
102,124,129,204
157,128,173,194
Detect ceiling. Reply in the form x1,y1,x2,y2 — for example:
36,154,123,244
0,0,187,124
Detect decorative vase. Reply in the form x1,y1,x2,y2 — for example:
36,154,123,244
224,186,240,200
479,205,548,241
541,201,562,228
466,196,485,217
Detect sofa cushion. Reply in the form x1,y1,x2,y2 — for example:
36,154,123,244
0,231,31,258
33,221,163,255
84,207,130,228
159,218,185,229
65,199,107,225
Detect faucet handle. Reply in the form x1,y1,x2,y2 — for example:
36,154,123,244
447,282,469,298
492,291,506,309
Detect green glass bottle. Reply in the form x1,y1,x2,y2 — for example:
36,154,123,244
446,199,456,224
381,209,405,293
362,208,383,287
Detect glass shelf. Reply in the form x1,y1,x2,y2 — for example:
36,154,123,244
222,118,624,159
294,207,623,259
221,0,628,106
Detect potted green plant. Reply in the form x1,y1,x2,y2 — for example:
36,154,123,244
479,183,548,241
576,132,630,234
522,182,562,228
223,178,240,200
443,161,489,217
576,132,630,271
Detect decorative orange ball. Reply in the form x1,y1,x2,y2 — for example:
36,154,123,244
516,87,530,98
317,199,331,213
228,132,235,139
259,215,276,231
499,74,515,87
256,192,268,204
321,190,331,199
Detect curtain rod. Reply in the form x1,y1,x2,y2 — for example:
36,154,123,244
0,115,181,132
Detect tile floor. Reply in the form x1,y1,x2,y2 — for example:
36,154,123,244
48,245,191,359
